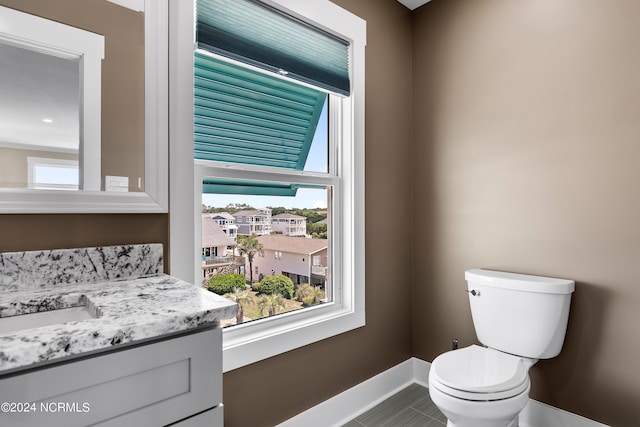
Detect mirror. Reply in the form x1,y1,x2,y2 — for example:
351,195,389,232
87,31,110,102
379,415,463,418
0,4,104,192
0,0,168,212
0,34,86,191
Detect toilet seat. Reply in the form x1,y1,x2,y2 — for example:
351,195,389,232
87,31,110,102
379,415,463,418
429,345,530,401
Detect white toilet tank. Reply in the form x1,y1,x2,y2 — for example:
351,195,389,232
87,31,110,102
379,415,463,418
465,269,575,359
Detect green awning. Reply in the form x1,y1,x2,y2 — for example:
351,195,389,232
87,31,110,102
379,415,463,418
194,52,327,174
196,0,350,95
202,178,300,196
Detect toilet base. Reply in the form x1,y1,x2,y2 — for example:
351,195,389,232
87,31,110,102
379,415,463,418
446,415,519,427
429,377,529,427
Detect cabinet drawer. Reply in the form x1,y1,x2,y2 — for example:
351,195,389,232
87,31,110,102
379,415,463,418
0,328,221,427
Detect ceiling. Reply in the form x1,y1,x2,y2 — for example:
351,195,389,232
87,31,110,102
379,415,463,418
397,0,432,10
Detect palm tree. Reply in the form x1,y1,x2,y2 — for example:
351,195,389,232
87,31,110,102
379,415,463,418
294,283,313,302
237,234,264,285
311,286,325,305
258,294,285,317
224,289,253,324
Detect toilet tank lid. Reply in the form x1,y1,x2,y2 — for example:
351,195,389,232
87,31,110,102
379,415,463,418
465,269,575,294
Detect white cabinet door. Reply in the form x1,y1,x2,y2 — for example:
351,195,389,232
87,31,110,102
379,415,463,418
0,328,222,427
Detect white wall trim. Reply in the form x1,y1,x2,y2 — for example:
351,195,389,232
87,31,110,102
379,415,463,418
277,358,417,427
521,399,610,427
278,357,609,427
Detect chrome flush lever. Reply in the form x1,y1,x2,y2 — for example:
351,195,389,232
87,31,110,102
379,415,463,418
466,289,480,296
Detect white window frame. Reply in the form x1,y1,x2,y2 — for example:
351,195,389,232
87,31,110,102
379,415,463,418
169,0,365,372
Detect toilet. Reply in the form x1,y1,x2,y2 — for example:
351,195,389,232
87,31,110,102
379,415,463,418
428,269,575,427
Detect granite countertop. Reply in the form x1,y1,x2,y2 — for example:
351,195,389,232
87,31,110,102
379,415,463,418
0,245,237,375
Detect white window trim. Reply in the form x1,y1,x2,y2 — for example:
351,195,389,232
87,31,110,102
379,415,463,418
169,0,366,373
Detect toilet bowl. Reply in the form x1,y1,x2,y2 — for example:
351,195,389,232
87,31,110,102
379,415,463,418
428,345,534,427
427,269,575,427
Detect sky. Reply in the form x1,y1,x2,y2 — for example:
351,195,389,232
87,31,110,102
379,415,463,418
202,99,329,210
203,187,328,210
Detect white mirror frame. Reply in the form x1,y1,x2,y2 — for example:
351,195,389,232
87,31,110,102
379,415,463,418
0,0,168,213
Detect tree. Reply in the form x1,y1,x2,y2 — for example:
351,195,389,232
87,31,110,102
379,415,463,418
294,283,325,306
226,203,253,211
269,206,286,216
237,234,264,285
294,283,313,302
223,289,253,324
207,273,246,295
258,293,285,317
310,286,325,305
307,222,327,236
256,274,294,299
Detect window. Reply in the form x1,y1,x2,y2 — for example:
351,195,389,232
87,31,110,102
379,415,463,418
27,157,79,190
169,0,365,372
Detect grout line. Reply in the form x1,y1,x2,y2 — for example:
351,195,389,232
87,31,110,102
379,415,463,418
411,408,446,425
344,384,446,427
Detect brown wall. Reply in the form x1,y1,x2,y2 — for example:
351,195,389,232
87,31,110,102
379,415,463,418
0,0,145,191
222,1,415,425
412,1,640,426
0,214,168,257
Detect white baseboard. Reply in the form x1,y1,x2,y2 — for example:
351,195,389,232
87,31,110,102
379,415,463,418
278,357,608,427
520,399,609,427
277,358,417,427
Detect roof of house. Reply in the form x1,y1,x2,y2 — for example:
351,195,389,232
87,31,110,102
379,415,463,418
202,216,237,247
272,213,306,220
209,212,235,221
257,235,327,255
233,210,269,217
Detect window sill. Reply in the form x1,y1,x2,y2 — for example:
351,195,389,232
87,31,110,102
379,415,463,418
223,299,364,372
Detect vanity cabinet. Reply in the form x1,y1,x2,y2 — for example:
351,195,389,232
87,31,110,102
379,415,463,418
0,327,222,427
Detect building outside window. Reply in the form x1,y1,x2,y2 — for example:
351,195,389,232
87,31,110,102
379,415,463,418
271,213,307,237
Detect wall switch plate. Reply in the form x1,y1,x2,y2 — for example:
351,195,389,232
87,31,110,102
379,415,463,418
105,175,129,192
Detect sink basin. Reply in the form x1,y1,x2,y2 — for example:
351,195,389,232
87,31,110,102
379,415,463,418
0,306,97,335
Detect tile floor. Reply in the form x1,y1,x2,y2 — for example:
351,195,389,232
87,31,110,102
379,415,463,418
341,383,447,427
